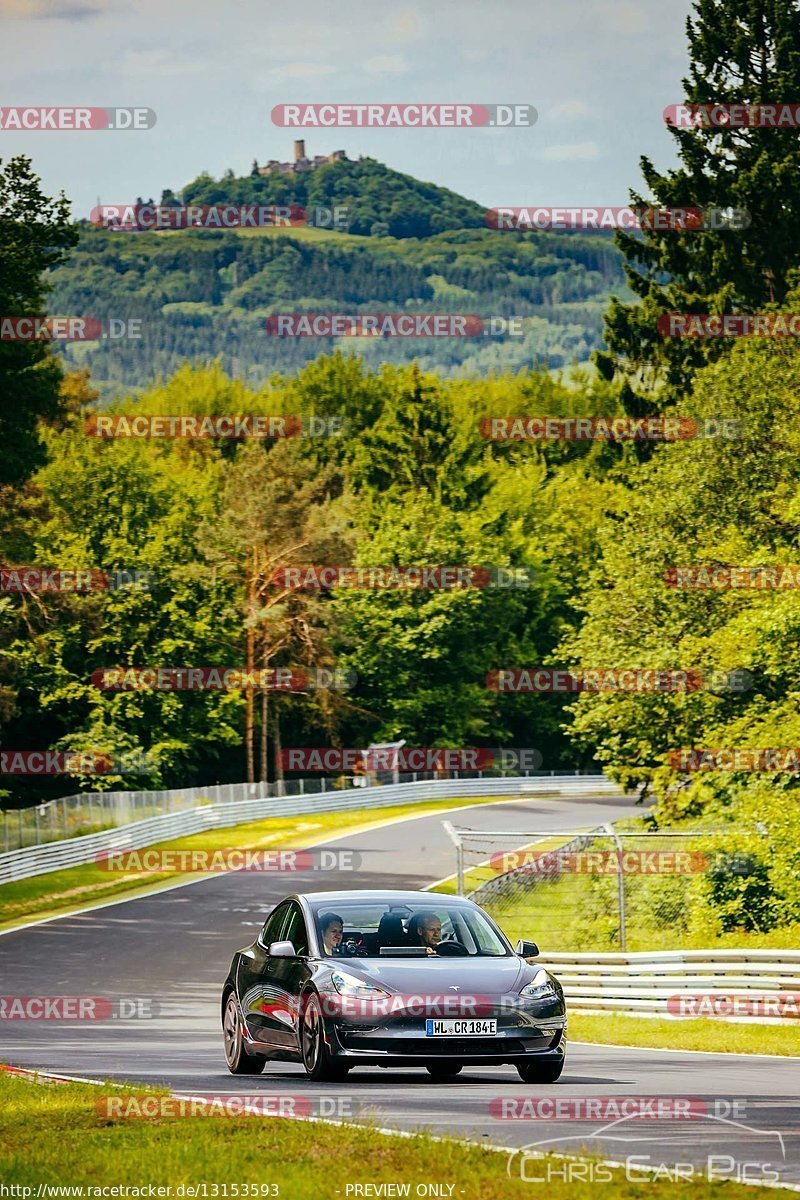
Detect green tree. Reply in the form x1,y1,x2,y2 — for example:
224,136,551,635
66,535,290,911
597,0,800,413
0,156,77,484
200,439,351,783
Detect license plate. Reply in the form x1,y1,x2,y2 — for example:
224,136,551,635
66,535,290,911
425,1018,497,1036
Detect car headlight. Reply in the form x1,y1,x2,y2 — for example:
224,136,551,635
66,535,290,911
519,968,558,999
330,970,390,998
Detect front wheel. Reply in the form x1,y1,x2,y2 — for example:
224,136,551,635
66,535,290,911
301,993,349,1081
516,1056,564,1083
426,1063,463,1079
223,993,266,1075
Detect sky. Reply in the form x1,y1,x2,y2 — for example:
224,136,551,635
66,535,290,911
0,0,694,219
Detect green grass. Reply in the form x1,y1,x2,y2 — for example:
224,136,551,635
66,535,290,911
486,879,800,953
0,794,499,932
0,1070,765,1199
231,225,366,242
457,835,800,953
153,223,364,242
569,1013,800,1056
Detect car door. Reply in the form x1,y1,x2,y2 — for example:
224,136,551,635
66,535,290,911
263,900,313,1051
237,900,293,1047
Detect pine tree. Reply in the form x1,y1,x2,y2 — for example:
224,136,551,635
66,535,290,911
0,156,76,485
596,0,800,415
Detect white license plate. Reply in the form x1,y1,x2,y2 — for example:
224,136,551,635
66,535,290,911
425,1018,497,1036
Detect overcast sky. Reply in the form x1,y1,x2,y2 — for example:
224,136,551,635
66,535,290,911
1,0,694,219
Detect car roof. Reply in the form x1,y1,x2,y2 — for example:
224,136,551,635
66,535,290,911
296,889,476,906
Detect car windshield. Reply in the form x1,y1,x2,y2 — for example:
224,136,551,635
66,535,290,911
312,902,510,957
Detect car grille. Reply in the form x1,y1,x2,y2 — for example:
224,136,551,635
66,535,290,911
340,1035,535,1056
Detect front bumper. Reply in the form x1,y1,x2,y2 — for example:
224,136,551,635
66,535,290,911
323,999,566,1066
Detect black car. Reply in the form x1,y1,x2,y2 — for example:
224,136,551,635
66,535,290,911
221,889,566,1082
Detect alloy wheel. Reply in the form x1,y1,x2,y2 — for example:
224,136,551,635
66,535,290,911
302,997,322,1072
223,995,240,1066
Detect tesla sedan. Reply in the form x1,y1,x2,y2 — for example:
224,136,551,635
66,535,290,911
221,889,566,1082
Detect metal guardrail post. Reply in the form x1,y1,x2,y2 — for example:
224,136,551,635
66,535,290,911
441,820,465,895
604,822,627,951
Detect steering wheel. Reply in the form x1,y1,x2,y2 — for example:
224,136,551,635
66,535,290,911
433,939,469,957
339,936,367,957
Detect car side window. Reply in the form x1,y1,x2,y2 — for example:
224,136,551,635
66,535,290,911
260,902,291,949
467,912,500,954
281,902,309,956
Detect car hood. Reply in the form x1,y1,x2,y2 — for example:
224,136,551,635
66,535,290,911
330,955,527,995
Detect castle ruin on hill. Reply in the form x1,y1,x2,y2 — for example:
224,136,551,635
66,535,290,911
254,140,347,176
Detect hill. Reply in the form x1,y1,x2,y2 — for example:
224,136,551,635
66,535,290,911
49,156,628,395
182,154,489,239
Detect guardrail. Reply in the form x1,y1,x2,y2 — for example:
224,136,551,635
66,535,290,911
0,773,620,886
544,950,800,1022
1,768,609,851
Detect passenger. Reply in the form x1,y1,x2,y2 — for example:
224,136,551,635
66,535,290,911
319,911,344,955
408,911,442,955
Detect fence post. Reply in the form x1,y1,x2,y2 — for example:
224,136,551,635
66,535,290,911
34,805,41,845
18,808,23,849
441,821,464,896
604,822,627,951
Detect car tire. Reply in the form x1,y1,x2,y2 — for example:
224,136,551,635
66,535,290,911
223,993,266,1075
426,1063,463,1079
516,1056,564,1083
301,992,349,1082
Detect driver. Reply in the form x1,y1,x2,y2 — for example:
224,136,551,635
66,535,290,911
319,911,344,955
408,911,442,955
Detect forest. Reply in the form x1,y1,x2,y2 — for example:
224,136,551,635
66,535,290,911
3,0,800,942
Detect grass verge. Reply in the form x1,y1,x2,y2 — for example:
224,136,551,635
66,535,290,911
0,1069,764,1199
464,857,800,953
569,1012,800,1056
0,794,495,932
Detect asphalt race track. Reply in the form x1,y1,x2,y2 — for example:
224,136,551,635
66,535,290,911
2,790,799,1188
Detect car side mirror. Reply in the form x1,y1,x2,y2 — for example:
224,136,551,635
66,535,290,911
516,939,539,958
268,940,296,958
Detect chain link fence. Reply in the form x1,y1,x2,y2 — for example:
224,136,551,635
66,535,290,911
443,822,767,952
1,768,596,852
